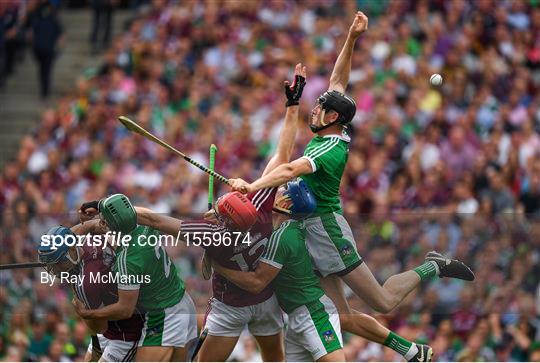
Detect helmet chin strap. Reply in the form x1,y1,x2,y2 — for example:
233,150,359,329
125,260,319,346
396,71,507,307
64,247,82,277
67,247,82,266
309,109,339,133
272,194,292,215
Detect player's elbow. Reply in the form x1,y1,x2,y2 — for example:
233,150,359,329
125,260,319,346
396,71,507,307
117,310,132,320
247,279,267,294
117,305,135,320
282,163,296,180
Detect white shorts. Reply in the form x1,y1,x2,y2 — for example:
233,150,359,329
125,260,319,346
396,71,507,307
303,213,362,277
204,294,284,337
285,295,343,361
87,334,138,362
139,292,198,347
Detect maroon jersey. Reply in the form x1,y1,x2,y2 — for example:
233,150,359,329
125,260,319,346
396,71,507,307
72,244,144,341
181,188,277,307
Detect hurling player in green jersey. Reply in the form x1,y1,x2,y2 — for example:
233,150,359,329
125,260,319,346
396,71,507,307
213,180,345,361
230,10,474,361
73,194,197,361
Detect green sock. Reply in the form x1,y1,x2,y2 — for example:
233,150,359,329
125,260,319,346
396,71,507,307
414,261,438,280
383,331,417,358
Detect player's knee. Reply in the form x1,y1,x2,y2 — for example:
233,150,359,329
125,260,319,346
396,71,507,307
370,298,394,314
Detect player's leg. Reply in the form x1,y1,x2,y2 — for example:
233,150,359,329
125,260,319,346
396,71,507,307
198,336,240,362
305,212,416,311
317,349,345,362
85,334,107,362
100,340,138,362
249,294,285,361
287,295,343,362
320,275,430,361
198,298,247,361
253,333,284,361
320,276,388,342
305,212,473,313
135,346,173,362
136,293,197,362
170,346,188,362
341,262,421,313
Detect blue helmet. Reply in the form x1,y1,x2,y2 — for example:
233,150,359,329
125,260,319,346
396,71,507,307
274,179,317,217
38,226,80,276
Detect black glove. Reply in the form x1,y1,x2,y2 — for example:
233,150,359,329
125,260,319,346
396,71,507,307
284,74,306,107
80,200,100,213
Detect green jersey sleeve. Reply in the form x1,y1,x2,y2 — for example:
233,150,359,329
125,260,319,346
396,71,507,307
302,136,343,173
260,221,293,269
114,247,142,291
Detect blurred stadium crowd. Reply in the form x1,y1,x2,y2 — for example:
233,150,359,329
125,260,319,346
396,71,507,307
2,0,540,361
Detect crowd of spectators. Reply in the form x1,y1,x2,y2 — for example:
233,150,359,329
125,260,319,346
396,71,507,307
1,0,540,361
0,0,64,99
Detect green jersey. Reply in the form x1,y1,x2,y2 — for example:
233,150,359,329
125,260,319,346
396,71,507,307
113,225,185,311
300,133,350,214
260,220,324,313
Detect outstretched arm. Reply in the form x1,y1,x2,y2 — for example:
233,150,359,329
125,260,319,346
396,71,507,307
328,11,368,93
230,157,313,193
262,63,306,176
134,206,183,236
212,261,280,294
262,107,300,177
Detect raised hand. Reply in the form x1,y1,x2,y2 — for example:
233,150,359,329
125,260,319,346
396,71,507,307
79,200,100,222
284,63,307,107
349,11,368,38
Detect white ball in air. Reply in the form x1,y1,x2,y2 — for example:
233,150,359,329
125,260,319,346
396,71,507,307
430,73,443,86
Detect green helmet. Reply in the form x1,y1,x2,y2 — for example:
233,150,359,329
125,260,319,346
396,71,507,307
99,194,137,234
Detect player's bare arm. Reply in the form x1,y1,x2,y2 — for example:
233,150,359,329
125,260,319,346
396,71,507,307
73,289,139,321
212,260,280,294
134,206,183,236
262,63,306,176
230,157,313,194
328,11,368,93
71,219,107,235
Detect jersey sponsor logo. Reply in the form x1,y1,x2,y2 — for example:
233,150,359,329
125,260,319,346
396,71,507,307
145,325,163,336
322,329,336,343
339,245,353,257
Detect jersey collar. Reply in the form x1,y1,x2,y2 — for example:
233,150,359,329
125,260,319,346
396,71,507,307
322,133,351,143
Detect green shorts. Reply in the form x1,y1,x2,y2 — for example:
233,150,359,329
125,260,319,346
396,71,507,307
139,293,197,347
285,294,343,361
303,212,362,277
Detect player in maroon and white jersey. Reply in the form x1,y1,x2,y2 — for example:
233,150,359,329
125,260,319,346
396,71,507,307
132,64,306,361
179,187,281,361
38,223,144,362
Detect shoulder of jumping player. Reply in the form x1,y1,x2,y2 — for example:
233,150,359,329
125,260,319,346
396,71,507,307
302,136,348,172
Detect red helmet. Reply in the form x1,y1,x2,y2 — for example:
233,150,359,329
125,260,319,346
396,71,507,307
216,192,258,232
